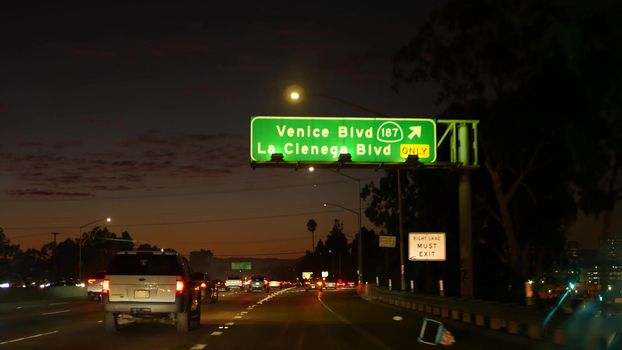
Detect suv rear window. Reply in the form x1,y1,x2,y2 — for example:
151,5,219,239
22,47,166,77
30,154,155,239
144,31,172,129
107,254,184,275
89,271,106,279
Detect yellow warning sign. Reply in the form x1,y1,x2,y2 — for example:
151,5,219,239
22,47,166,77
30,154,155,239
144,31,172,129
400,144,430,158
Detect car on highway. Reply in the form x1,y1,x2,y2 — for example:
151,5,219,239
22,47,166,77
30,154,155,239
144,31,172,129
86,271,106,301
102,250,202,333
50,277,83,288
225,276,243,291
197,273,218,304
268,279,282,290
213,279,227,292
247,276,268,292
0,273,26,288
324,280,337,290
304,278,324,291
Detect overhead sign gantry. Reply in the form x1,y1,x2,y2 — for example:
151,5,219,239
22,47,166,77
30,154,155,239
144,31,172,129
250,116,436,165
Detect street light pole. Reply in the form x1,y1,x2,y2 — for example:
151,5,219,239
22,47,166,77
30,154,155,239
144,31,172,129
323,201,362,283
288,86,387,285
78,217,111,281
323,169,363,284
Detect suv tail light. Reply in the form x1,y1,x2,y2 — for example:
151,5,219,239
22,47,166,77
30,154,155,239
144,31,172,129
176,280,185,294
102,279,110,295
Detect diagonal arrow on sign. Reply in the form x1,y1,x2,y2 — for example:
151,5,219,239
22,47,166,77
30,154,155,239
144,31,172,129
408,126,422,139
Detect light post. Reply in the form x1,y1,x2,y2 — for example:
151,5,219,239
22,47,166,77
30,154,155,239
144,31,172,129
323,202,362,283
288,85,374,285
78,217,111,280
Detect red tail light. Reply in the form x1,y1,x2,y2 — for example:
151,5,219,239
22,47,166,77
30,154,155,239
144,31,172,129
102,279,110,295
176,280,185,294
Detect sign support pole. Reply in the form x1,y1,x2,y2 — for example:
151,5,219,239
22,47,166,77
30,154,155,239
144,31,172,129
458,122,474,297
398,169,406,291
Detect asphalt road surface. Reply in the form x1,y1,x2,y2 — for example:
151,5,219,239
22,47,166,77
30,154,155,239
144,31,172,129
0,287,558,349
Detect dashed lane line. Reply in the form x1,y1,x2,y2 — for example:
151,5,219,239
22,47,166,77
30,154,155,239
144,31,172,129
40,310,70,316
317,293,392,350
0,331,59,345
189,344,207,349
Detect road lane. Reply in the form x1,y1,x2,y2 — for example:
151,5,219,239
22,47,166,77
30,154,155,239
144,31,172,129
0,289,267,349
204,288,391,350
0,288,560,349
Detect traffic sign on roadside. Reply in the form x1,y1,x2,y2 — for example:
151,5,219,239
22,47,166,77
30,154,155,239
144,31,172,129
250,116,437,164
408,232,446,261
379,235,396,248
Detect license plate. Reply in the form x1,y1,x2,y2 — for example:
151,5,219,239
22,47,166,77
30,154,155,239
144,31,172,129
134,290,150,298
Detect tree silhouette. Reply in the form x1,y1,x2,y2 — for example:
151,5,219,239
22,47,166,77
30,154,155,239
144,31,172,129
391,0,620,296
306,219,317,254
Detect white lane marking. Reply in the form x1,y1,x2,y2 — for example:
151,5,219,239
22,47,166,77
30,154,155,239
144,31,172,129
48,302,69,306
317,293,392,350
210,331,223,336
218,326,224,329
0,330,59,345
241,311,248,315
225,322,234,326
97,320,103,323
234,315,242,319
190,344,207,349
16,306,22,309
392,316,403,321
40,310,70,316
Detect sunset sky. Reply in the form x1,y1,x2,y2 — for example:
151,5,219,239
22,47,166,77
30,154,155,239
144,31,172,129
0,1,617,258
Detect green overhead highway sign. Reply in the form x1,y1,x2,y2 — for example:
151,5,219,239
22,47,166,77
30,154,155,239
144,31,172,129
250,116,437,164
231,262,251,270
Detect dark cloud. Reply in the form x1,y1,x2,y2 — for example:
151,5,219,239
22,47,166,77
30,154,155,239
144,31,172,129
1,131,247,197
6,189,94,199
173,165,231,178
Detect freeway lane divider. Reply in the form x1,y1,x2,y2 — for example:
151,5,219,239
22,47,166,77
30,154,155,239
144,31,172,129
0,330,58,345
40,309,70,316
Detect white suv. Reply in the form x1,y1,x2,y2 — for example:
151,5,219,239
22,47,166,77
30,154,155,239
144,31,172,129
224,276,243,291
102,251,202,332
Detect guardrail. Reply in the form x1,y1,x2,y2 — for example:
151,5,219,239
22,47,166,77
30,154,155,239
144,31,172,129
358,284,567,346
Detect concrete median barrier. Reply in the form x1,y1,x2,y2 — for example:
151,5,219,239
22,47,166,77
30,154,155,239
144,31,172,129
358,284,567,346
0,286,87,303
